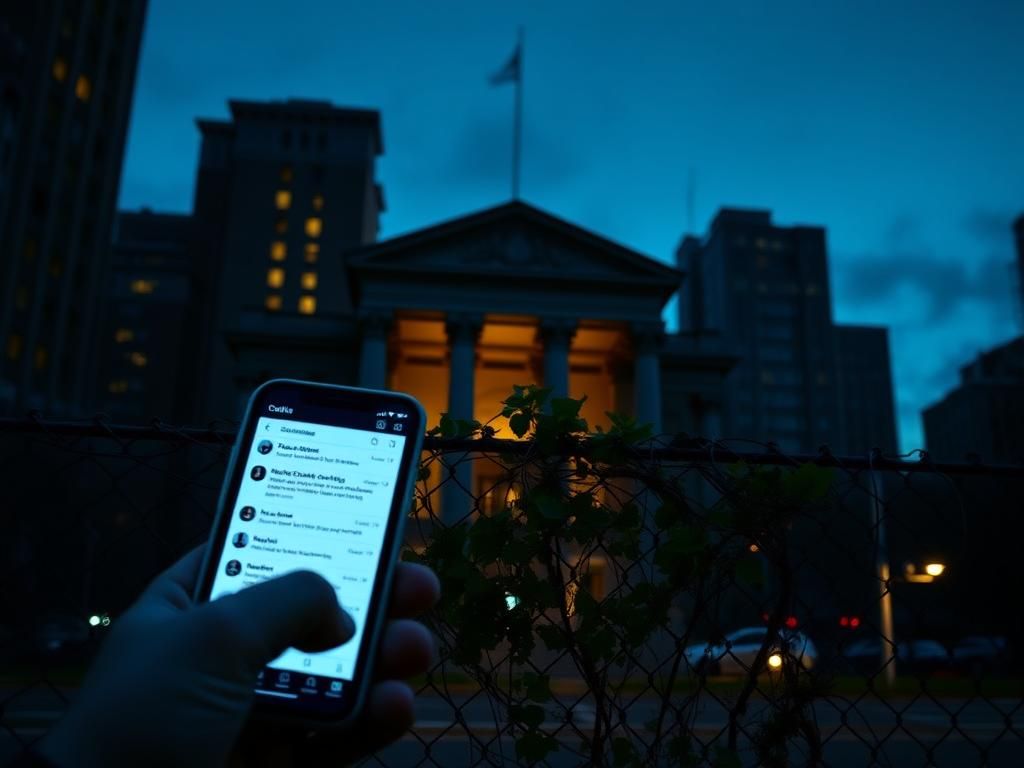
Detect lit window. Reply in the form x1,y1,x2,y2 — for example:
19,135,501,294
108,380,128,394
34,347,48,370
275,218,288,234
280,166,293,183
312,194,324,211
52,58,68,82
267,268,285,288
75,74,91,101
129,351,147,367
298,295,317,315
130,279,156,294
270,241,287,261
304,243,319,263
305,217,322,238
275,190,292,210
265,295,282,311
114,328,134,343
7,334,22,360
301,272,318,290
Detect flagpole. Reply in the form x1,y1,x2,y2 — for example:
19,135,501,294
513,26,523,200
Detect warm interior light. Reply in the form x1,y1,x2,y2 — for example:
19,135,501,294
305,217,322,238
267,268,285,289
298,295,316,315
304,243,319,263
301,271,317,290
924,562,945,577
767,653,783,670
270,241,286,261
275,190,292,210
75,74,91,100
749,543,759,553
265,295,282,311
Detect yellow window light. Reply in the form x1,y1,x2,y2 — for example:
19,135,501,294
52,57,68,82
275,190,292,210
301,272,318,290
75,74,91,101
304,217,322,238
265,295,282,311
129,351,147,367
270,241,287,261
266,268,285,289
304,243,319,263
298,295,316,315
312,194,324,211
114,328,134,343
130,279,156,295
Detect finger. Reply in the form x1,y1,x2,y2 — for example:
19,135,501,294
198,570,355,668
136,545,207,613
389,562,440,619
303,681,415,766
374,619,435,680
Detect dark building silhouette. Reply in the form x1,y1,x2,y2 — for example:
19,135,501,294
187,99,384,420
1015,213,1024,329
835,325,898,454
96,210,193,421
0,1,148,414
923,337,1024,463
677,209,896,454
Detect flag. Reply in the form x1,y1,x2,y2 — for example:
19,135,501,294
489,44,520,86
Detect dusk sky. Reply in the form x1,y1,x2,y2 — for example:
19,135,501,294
118,0,1024,453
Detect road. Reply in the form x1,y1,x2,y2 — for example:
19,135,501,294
3,688,1023,766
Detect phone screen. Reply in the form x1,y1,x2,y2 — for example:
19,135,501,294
201,382,423,719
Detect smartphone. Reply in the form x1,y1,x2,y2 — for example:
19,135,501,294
195,379,425,725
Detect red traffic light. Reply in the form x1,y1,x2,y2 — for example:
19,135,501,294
839,616,849,627
784,616,798,629
850,616,861,628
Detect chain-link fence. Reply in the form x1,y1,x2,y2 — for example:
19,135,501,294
1,410,1023,767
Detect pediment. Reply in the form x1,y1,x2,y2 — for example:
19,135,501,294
348,202,681,288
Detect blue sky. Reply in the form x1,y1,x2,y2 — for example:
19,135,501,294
118,0,1024,452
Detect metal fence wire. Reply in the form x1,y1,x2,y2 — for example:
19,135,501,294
1,413,1023,767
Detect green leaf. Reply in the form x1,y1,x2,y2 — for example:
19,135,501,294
714,746,742,768
510,703,546,729
467,509,512,564
612,737,638,767
515,731,559,762
523,671,552,703
509,411,532,438
782,462,833,503
734,555,764,587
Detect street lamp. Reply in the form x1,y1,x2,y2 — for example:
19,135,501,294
903,561,947,584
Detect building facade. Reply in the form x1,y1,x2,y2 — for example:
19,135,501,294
95,210,192,421
923,337,1024,464
185,99,384,422
676,209,896,454
0,1,147,413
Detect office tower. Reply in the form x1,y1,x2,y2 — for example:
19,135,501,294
187,99,384,420
677,209,842,452
0,1,148,413
97,209,192,420
834,325,898,453
923,337,1024,463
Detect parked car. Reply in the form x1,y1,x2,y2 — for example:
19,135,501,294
685,626,818,676
837,637,951,675
952,635,1009,675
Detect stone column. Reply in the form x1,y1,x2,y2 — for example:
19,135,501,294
358,311,391,390
442,313,482,526
538,319,576,401
632,321,664,436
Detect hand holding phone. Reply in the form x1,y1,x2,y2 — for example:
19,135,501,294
196,379,427,725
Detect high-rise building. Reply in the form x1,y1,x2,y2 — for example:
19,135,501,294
677,208,897,454
186,99,385,421
677,209,842,452
0,1,148,414
834,325,898,453
923,337,1024,463
96,209,192,421
1014,213,1024,330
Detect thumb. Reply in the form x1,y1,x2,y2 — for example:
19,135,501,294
197,570,356,670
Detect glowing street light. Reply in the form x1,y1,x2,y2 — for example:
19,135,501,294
924,562,946,577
